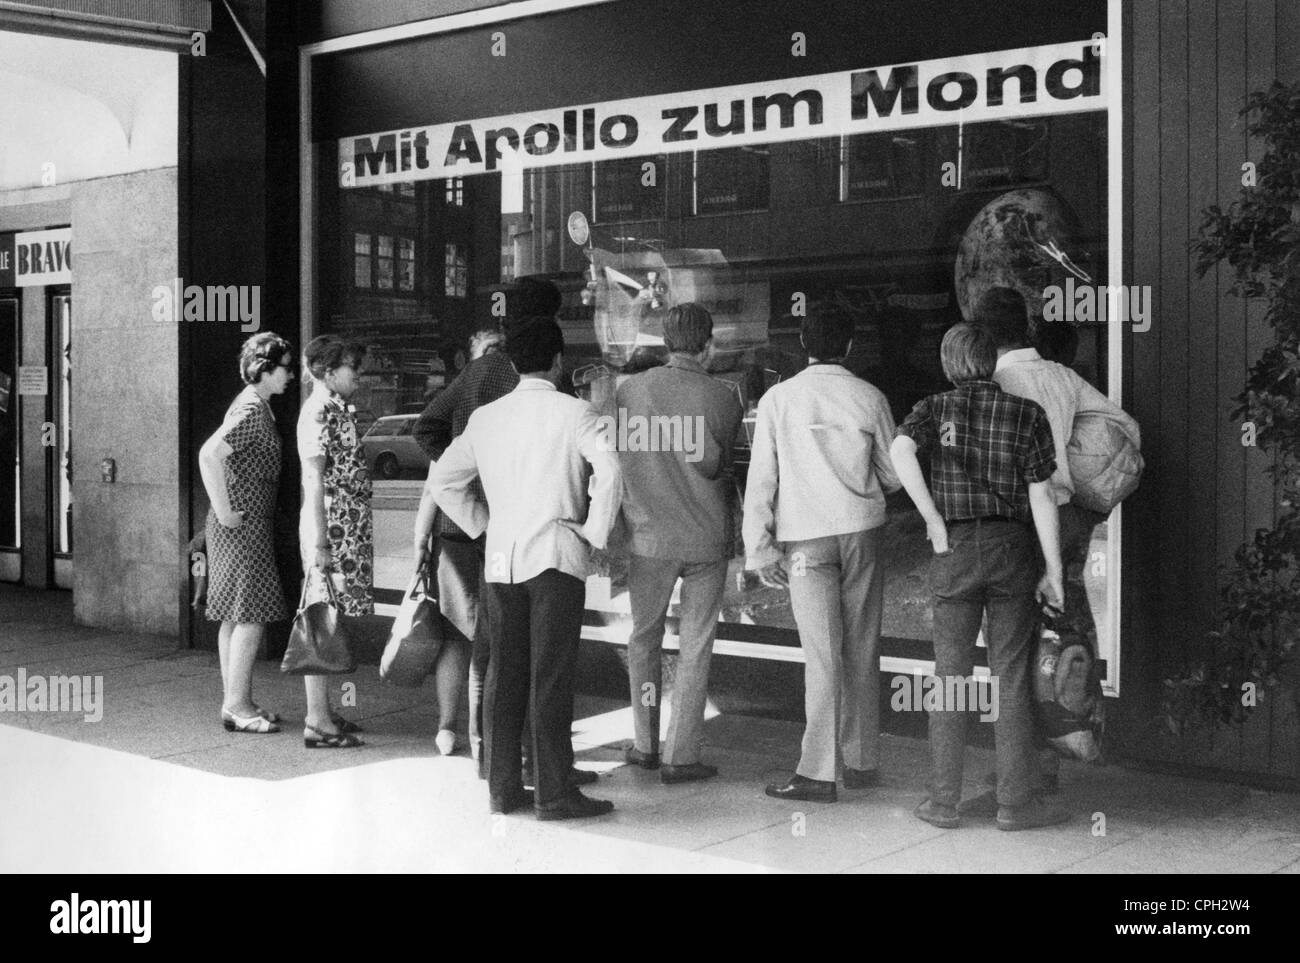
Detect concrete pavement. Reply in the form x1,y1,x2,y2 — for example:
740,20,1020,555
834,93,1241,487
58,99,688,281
2,584,1298,873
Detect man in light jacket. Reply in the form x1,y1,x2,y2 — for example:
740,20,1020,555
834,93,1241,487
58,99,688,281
743,304,901,804
429,316,622,821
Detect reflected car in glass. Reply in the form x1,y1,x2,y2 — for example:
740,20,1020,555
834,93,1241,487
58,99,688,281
360,414,430,479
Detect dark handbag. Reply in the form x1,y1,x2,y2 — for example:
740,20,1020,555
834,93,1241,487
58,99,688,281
379,556,444,687
280,567,356,675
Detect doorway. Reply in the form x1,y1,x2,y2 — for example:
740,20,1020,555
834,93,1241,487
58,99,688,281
48,288,71,589
0,291,18,582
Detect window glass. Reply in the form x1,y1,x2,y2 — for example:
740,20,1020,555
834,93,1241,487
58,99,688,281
376,234,394,290
353,232,371,288
315,35,1111,653
398,237,415,291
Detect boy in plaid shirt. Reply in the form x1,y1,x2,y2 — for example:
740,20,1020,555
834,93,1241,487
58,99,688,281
891,323,1068,831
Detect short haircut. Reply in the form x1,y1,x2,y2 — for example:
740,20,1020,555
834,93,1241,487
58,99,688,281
239,332,293,385
801,301,855,361
973,286,1030,348
509,276,562,320
505,316,564,374
663,302,713,354
1034,321,1079,366
940,323,997,384
303,334,367,382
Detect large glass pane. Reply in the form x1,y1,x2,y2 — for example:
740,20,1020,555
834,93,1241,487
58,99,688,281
315,29,1113,661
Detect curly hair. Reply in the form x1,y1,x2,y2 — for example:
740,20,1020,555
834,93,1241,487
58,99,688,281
239,332,293,385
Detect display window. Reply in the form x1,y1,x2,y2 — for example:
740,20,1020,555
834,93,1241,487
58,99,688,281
304,0,1123,691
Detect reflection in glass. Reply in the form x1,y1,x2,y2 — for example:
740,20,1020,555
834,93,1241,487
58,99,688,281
316,108,1108,647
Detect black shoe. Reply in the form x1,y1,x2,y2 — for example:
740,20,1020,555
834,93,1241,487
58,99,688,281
661,762,718,784
957,789,999,818
765,774,836,803
997,798,1070,831
535,790,615,821
842,766,880,789
914,798,961,829
489,787,535,815
624,746,660,770
524,766,597,787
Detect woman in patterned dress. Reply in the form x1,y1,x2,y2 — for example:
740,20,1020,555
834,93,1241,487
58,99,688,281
296,335,373,749
198,333,295,734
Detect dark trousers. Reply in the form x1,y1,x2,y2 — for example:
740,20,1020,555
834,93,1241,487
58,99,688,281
452,537,533,778
928,519,1039,808
483,569,585,807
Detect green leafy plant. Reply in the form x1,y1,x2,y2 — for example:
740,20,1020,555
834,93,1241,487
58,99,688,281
1165,81,1300,735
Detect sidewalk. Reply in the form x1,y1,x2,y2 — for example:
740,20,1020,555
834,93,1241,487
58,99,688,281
2,584,1298,873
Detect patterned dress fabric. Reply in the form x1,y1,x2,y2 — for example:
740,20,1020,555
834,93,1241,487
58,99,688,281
205,388,291,623
299,390,374,616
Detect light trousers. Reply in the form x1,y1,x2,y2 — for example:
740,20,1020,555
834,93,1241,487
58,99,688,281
785,528,884,782
626,554,729,765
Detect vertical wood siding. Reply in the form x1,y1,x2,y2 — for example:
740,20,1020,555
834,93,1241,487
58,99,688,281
1124,0,1300,783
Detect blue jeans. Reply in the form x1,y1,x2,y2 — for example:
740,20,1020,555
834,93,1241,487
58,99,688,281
928,519,1039,808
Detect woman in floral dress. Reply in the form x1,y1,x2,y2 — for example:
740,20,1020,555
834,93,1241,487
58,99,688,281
296,335,373,749
199,333,295,734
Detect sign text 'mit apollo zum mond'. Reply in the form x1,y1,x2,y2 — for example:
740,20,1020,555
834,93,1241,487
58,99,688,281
344,41,1103,185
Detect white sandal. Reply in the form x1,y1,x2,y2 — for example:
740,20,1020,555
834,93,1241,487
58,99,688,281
224,710,280,734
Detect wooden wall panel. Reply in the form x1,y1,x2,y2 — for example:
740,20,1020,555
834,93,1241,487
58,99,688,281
1186,0,1221,666
1270,0,1300,779
1157,1,1192,686
1122,0,1298,784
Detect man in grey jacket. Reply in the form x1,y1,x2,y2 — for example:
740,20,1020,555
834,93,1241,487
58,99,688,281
615,303,743,783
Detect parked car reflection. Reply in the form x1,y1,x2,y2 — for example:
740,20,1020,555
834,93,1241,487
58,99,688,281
361,414,430,479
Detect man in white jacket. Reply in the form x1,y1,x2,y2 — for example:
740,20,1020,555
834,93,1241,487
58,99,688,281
743,304,901,804
429,316,622,821
973,285,1139,807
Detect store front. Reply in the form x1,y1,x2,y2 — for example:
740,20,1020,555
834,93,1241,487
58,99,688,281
0,17,194,633
301,0,1124,695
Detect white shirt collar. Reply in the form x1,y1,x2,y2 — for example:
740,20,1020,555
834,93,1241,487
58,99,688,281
995,347,1041,372
514,378,557,392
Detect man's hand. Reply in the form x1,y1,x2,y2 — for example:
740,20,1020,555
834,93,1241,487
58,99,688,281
925,515,950,555
216,507,245,529
755,560,789,590
1037,567,1065,612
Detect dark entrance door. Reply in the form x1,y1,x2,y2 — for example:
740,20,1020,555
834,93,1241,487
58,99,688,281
0,292,20,580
